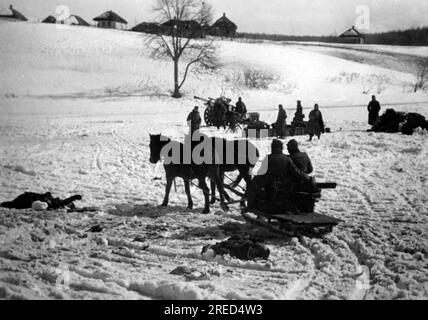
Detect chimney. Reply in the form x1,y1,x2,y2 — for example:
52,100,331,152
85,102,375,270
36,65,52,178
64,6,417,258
223,13,226,17
9,4,13,10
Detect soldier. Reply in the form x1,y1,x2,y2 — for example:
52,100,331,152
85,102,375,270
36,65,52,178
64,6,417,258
235,97,247,117
287,139,313,174
368,95,381,126
187,106,202,136
213,98,227,129
308,104,325,141
292,100,305,126
247,139,310,210
275,104,287,138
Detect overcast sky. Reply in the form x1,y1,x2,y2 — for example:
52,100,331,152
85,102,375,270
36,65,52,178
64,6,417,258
2,0,428,35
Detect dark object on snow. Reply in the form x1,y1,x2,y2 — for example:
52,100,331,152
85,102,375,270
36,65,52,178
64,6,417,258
1,192,82,210
202,236,270,261
87,225,103,233
369,109,428,135
401,113,428,135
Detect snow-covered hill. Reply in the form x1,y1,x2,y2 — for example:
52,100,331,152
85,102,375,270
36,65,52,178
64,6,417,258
0,21,427,300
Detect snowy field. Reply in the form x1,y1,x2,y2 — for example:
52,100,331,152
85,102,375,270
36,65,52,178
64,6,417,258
0,21,427,300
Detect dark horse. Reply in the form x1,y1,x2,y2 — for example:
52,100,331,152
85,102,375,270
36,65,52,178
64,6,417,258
208,136,259,204
149,134,228,214
149,134,259,213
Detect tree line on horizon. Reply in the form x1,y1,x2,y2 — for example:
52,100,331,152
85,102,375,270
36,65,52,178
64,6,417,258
239,27,428,46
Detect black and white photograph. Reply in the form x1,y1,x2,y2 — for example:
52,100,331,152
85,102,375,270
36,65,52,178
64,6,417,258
0,0,427,303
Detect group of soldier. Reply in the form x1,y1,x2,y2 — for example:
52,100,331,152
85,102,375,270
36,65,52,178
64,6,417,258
247,138,314,211
188,95,382,140
274,101,325,141
185,95,384,213
187,97,326,141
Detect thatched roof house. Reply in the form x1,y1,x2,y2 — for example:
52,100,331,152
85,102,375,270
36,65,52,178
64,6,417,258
42,15,56,24
131,22,162,34
0,5,27,21
339,26,364,44
58,15,90,26
209,13,237,38
162,19,205,38
93,10,127,30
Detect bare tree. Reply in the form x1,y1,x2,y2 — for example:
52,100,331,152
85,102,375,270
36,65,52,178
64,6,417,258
149,0,218,98
414,58,428,92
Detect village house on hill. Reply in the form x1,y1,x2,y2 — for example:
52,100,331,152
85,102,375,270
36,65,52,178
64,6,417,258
42,15,56,24
0,5,27,21
131,22,161,35
131,12,237,39
209,13,237,38
93,10,127,30
162,19,206,38
339,26,365,44
64,15,89,26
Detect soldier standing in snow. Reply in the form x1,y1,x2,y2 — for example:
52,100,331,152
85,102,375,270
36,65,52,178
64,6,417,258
187,106,201,137
368,95,381,126
292,100,305,125
235,97,247,118
213,98,227,129
275,104,287,138
308,104,325,141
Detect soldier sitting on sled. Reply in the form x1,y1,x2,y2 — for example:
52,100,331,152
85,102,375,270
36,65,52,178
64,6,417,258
246,139,313,214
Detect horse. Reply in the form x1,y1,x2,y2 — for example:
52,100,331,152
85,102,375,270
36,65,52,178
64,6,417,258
149,134,228,214
207,137,259,204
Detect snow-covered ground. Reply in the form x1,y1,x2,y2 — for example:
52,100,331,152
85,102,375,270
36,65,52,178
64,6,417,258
0,21,427,300
285,41,428,58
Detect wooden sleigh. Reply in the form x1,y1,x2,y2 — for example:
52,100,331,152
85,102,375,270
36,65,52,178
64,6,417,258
223,179,343,238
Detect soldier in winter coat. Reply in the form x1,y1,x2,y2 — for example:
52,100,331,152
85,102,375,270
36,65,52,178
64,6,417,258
187,106,202,136
368,95,381,126
308,104,325,141
287,139,313,174
275,105,287,138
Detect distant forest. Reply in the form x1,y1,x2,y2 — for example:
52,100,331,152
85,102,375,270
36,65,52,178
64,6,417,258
239,27,428,46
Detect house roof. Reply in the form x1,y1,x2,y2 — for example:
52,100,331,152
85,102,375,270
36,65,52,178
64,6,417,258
42,15,56,23
211,13,237,29
93,10,127,24
132,22,160,30
68,15,90,26
162,19,201,29
0,5,27,21
339,26,364,38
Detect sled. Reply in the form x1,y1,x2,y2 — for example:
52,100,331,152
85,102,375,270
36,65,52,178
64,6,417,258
224,178,343,238
241,210,343,238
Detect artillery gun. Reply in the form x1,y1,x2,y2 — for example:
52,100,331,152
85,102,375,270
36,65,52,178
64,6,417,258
194,96,245,131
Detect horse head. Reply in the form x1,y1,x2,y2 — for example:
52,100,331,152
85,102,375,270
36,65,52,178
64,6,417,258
149,134,171,164
149,134,162,164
